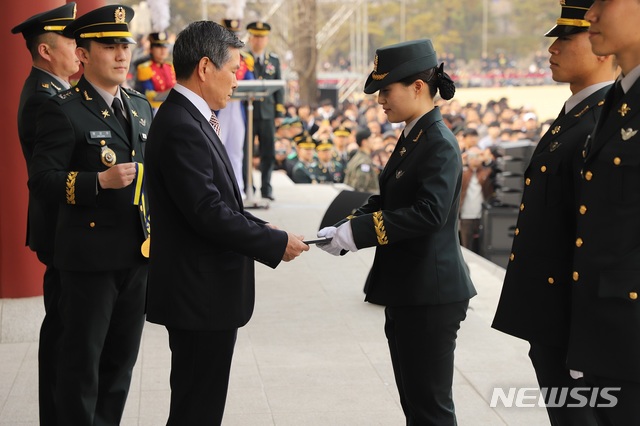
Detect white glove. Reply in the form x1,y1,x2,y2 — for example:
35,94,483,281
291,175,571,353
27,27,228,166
317,226,342,256
334,221,358,252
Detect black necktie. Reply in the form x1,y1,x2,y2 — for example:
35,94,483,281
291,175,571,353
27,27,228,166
112,97,131,140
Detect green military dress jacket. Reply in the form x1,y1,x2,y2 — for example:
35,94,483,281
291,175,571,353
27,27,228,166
492,85,610,348
345,108,476,307
28,76,153,271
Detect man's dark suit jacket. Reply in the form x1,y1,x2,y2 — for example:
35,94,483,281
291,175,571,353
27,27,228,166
28,76,152,271
18,67,66,258
493,85,611,348
568,81,640,382
345,108,476,307
144,89,288,330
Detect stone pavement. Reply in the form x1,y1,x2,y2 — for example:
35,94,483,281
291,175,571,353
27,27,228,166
0,172,548,425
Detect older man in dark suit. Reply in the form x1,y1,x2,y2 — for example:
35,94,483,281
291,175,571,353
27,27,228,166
12,4,78,423
144,21,308,425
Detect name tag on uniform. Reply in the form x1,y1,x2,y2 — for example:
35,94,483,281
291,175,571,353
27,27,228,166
90,131,112,138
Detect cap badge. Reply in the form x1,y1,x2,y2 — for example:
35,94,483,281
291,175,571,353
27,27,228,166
257,22,263,29
114,7,126,24
231,20,238,29
621,128,638,141
619,103,631,117
372,54,389,81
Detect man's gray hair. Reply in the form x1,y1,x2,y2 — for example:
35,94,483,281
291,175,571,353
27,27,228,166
173,21,244,80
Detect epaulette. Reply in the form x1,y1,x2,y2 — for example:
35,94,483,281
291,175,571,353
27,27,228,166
123,86,146,99
137,61,153,81
36,78,62,94
52,87,80,104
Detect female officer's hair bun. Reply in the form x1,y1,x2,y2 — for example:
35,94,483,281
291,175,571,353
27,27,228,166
435,63,456,101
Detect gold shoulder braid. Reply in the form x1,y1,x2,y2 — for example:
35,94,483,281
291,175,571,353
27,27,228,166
66,171,78,204
373,211,389,245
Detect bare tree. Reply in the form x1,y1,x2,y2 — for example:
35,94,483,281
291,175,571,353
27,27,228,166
290,0,318,106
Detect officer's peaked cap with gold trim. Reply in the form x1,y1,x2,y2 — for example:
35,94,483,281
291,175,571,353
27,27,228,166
222,19,242,32
12,2,77,39
247,21,271,36
545,0,593,37
149,31,170,46
364,39,438,94
63,4,135,44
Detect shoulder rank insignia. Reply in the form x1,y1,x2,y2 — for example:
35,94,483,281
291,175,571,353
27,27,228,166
41,83,50,89
621,128,638,141
83,91,92,101
101,109,110,118
619,103,631,117
551,125,561,135
574,105,589,118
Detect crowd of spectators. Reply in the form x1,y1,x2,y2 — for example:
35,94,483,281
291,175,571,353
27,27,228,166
266,94,550,252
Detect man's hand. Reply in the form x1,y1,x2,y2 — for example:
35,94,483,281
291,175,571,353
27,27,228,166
98,162,138,189
282,232,309,262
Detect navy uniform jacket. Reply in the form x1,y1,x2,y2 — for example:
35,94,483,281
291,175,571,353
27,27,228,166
248,51,285,119
568,81,640,382
18,67,67,257
144,90,288,331
492,86,610,347
28,76,153,271
346,109,476,306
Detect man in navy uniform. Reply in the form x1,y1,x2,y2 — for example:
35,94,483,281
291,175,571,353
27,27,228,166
12,4,79,423
493,1,615,424
28,5,153,425
246,21,284,201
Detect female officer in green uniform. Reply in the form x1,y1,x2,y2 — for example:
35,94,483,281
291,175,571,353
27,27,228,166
318,39,476,425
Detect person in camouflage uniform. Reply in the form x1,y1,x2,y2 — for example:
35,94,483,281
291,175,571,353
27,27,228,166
344,127,380,193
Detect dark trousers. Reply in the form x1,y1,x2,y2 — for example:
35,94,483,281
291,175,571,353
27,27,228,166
55,265,147,426
39,263,62,426
583,373,640,426
528,343,598,426
459,218,481,253
166,328,238,425
384,300,469,426
253,117,276,198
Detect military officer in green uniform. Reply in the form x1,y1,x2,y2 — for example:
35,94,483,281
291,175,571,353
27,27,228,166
28,5,153,425
492,2,615,424
290,132,318,184
313,137,345,184
317,39,476,425
246,21,284,200
344,127,380,193
12,4,79,423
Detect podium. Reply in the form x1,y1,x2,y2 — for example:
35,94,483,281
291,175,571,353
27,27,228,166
232,79,285,209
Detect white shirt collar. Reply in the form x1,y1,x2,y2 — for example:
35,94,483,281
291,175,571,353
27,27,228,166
33,66,71,90
620,64,640,94
565,81,614,114
173,83,212,122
